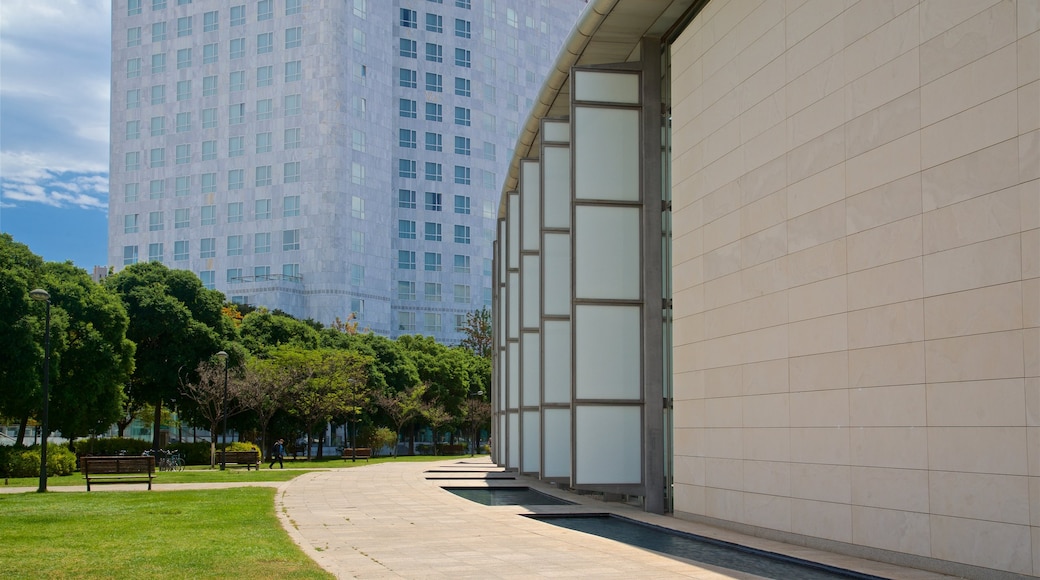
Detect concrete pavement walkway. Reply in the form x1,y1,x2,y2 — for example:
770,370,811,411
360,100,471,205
274,458,957,580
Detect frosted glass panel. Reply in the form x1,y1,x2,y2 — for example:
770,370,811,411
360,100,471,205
542,146,571,229
575,305,641,400
574,70,640,104
522,410,540,474
574,405,641,484
499,278,507,349
497,414,505,464
543,320,571,404
507,412,519,469
507,193,520,269
542,233,571,316
574,107,639,201
575,206,640,300
543,408,571,478
521,161,540,251
507,272,519,339
498,355,505,402
542,120,570,143
521,255,540,329
497,220,506,280
507,342,519,409
521,332,540,407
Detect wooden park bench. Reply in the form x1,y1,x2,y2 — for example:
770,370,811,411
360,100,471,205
342,448,372,462
220,450,261,470
81,456,155,491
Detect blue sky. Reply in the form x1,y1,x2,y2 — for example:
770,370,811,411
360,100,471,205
0,1,112,270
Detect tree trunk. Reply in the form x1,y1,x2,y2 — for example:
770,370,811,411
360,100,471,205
209,419,219,468
116,418,129,437
151,400,162,451
16,415,28,447
259,419,270,464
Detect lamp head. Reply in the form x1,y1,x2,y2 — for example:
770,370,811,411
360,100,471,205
29,288,50,302
216,350,228,360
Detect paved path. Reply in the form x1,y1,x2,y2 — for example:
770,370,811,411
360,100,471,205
2,459,958,579
274,458,956,580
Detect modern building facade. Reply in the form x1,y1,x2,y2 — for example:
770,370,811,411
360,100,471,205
108,0,585,342
492,0,1039,578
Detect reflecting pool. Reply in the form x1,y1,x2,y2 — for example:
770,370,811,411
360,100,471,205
530,515,888,580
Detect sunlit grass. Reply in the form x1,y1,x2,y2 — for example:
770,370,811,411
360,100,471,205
0,488,332,579
2,454,481,488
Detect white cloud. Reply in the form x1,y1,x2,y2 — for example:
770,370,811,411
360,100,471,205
1,169,108,210
0,0,112,209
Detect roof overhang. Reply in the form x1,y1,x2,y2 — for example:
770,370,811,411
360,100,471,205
498,0,704,217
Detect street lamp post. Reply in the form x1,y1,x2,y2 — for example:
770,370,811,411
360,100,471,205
29,288,51,493
216,351,229,470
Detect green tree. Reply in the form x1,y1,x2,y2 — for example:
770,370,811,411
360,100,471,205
284,349,370,459
105,262,233,450
0,234,48,442
178,355,239,467
461,397,492,456
0,236,133,443
459,307,493,358
236,349,308,459
40,261,135,439
239,308,320,355
355,333,420,394
374,382,427,457
398,336,472,420
421,401,452,456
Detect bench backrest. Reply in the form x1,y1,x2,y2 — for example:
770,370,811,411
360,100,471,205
221,450,259,462
82,456,155,475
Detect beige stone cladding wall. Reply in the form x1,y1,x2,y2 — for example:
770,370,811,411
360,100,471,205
670,0,1039,576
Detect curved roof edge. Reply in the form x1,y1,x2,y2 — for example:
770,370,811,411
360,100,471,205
497,0,619,216
496,0,700,218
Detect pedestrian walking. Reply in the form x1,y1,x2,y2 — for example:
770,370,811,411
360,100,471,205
270,438,285,469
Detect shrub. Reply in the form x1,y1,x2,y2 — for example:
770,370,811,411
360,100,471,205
49,446,78,476
0,446,13,479
73,437,150,457
72,438,229,466
436,443,466,455
167,441,212,465
224,441,261,462
0,444,77,478
370,427,396,456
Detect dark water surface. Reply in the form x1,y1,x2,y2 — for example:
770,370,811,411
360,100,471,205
444,486,574,506
530,515,890,580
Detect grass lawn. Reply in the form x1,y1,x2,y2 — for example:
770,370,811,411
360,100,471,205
1,454,481,488
0,488,332,579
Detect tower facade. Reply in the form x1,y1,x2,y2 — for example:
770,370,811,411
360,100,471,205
109,0,584,341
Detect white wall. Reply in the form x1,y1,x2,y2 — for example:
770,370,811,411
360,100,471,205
670,0,1039,575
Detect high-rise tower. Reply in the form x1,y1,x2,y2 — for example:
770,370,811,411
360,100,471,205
109,0,584,342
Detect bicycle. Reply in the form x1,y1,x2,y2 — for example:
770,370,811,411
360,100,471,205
143,449,185,472
168,450,185,471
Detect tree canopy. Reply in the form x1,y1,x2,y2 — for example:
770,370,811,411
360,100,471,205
1,233,495,460
41,261,135,439
0,235,134,442
105,262,233,449
459,307,493,358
